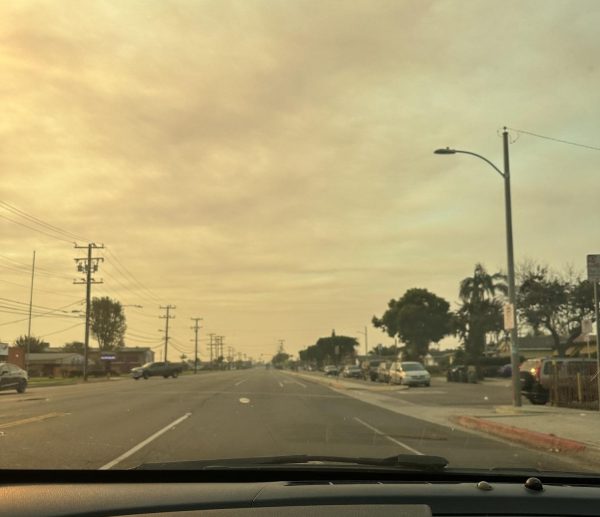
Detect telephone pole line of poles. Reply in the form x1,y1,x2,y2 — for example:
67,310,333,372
159,305,176,362
208,333,215,367
217,336,224,359
190,317,202,374
25,250,36,373
74,243,104,381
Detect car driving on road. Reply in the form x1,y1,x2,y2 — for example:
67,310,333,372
131,361,183,380
0,362,28,393
388,361,431,387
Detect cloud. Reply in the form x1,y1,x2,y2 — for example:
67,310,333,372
0,0,598,355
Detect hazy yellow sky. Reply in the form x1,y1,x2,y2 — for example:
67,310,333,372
1,0,599,360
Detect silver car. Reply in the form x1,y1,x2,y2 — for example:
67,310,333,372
388,361,431,387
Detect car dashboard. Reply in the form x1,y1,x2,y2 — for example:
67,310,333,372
2,470,600,517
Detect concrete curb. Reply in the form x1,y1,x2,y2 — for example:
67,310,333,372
451,415,587,453
287,371,409,392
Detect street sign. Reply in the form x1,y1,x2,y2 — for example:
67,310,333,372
582,318,594,336
587,254,600,282
100,354,116,361
503,303,515,331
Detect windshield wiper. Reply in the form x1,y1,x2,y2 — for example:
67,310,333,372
135,454,448,471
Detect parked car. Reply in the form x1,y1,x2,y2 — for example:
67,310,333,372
497,363,512,378
131,361,183,380
519,357,597,405
360,359,383,381
376,361,391,383
0,362,28,393
447,364,468,383
389,361,430,387
341,365,362,379
323,365,339,376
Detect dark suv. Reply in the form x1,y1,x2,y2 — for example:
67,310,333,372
0,362,28,393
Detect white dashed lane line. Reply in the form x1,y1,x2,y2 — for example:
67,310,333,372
353,416,423,456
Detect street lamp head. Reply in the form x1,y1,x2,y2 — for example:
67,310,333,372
434,147,456,155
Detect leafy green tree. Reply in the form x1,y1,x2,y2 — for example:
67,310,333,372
63,341,85,354
14,335,50,353
90,296,127,351
518,264,594,356
373,288,452,361
271,352,290,365
298,331,359,366
368,344,398,357
456,264,506,362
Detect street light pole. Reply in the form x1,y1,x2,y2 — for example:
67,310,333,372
501,129,522,408
434,127,522,407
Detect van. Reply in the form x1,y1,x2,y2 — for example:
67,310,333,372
519,357,597,405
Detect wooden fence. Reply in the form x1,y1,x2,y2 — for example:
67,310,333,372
548,361,599,410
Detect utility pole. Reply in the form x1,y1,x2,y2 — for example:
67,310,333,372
159,305,176,362
25,250,36,373
74,243,104,381
190,317,202,374
208,333,215,367
218,336,224,360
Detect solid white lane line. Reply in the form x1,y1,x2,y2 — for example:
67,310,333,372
234,378,248,386
99,413,192,470
353,416,423,456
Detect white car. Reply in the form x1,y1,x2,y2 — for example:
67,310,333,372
388,361,430,387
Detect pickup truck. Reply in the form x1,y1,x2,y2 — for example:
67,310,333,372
131,361,183,380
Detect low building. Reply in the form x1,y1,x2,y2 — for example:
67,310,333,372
87,347,154,375
27,352,84,377
0,344,26,369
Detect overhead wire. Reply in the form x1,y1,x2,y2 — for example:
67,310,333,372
0,299,86,327
104,247,162,304
0,200,90,242
507,127,600,152
0,213,75,244
38,321,85,339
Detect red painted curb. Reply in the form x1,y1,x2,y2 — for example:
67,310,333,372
451,415,586,453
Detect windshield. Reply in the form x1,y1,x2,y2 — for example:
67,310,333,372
1,0,599,476
401,363,426,372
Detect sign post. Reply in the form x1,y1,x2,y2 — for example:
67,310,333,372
586,255,600,408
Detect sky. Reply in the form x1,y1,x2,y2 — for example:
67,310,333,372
0,0,599,361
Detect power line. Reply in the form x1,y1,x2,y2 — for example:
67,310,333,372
0,277,78,298
0,212,75,244
0,200,90,242
104,248,162,303
38,321,85,339
0,262,72,281
0,299,85,327
508,127,600,152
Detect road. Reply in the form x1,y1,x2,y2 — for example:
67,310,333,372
0,368,592,471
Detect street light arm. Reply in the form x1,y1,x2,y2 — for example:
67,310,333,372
453,150,505,178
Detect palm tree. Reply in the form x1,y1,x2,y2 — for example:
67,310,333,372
459,263,507,304
457,264,507,365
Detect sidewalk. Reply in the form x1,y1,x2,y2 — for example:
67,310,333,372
452,404,600,454
286,370,600,458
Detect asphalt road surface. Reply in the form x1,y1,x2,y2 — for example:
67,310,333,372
0,368,592,471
